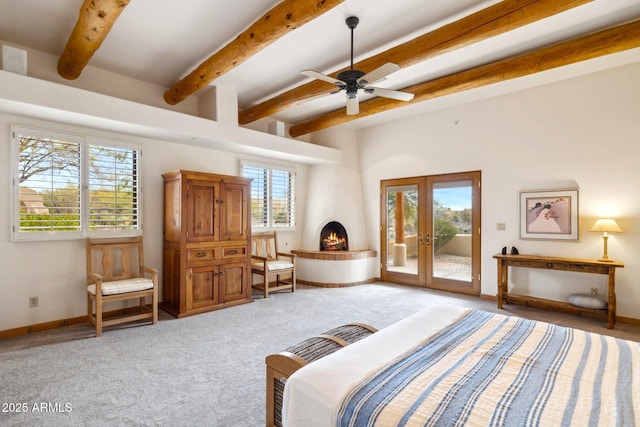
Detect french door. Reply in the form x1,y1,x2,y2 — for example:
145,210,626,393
380,171,481,294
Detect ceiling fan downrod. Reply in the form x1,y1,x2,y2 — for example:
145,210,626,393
346,16,359,70
339,16,365,98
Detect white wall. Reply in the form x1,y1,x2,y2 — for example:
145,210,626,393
0,113,307,331
355,62,640,319
302,129,370,251
0,40,198,116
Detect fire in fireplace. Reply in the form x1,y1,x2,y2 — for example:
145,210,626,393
320,221,348,251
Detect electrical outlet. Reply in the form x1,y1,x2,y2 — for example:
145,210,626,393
29,296,38,308
590,288,598,296
496,223,506,231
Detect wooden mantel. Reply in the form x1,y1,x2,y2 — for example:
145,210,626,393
494,254,624,329
291,249,376,261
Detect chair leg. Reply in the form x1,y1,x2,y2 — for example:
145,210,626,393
87,293,92,326
292,269,296,292
263,273,269,298
152,288,158,325
95,293,103,337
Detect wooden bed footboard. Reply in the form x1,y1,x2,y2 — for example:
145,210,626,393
265,323,377,427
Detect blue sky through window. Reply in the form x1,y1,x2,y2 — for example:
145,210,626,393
434,186,471,211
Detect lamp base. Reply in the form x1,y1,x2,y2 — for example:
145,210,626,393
598,257,614,263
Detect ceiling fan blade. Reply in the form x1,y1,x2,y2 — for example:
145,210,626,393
301,70,342,86
370,87,415,102
357,63,401,85
294,91,335,105
346,95,359,115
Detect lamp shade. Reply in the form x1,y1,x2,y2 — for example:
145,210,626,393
590,219,622,233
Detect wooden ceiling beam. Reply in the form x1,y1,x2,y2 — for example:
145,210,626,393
288,19,640,138
239,0,593,125
163,0,344,105
58,0,131,80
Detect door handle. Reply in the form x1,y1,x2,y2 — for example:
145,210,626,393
418,232,424,246
425,233,431,246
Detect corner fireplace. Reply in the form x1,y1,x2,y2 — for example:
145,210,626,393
319,221,348,251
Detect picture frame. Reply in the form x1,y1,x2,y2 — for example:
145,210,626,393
519,189,579,240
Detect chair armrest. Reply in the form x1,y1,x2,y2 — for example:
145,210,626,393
251,255,269,273
87,271,103,295
87,271,103,283
276,252,296,261
143,266,159,283
143,266,158,275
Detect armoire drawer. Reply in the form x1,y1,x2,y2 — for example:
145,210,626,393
222,246,247,259
186,247,218,262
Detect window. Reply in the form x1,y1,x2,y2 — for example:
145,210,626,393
12,125,142,241
88,144,139,232
241,162,295,229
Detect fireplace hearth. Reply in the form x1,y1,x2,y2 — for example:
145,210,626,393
319,221,348,251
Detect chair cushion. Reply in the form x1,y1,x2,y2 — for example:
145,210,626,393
568,293,607,310
253,260,294,272
88,277,154,296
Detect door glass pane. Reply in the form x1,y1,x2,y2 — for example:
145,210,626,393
386,185,418,275
432,180,472,281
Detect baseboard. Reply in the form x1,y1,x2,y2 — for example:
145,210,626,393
0,307,145,340
617,315,640,326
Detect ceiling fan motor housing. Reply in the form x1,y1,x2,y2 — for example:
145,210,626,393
337,69,367,98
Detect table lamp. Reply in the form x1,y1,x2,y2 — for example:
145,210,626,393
590,219,622,262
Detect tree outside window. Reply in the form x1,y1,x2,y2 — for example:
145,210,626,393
13,125,142,241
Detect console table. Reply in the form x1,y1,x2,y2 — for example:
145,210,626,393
493,254,624,329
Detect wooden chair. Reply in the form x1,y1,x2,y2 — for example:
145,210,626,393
85,236,158,337
251,232,296,298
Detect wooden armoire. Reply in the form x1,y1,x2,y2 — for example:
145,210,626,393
161,170,253,318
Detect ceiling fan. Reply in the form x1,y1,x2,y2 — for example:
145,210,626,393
301,16,414,115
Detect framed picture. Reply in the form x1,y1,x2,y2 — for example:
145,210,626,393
519,189,579,240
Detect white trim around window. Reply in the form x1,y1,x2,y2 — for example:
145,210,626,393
11,124,143,242
241,161,296,231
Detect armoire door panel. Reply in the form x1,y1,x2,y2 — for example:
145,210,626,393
187,179,219,242
188,266,218,309
220,263,247,303
220,183,248,241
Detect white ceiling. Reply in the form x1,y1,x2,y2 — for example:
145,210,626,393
1,0,640,130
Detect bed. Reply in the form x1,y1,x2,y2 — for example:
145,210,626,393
281,304,640,426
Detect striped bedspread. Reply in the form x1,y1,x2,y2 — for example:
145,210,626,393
337,310,640,427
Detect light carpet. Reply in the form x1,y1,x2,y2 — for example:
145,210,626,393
1,283,638,426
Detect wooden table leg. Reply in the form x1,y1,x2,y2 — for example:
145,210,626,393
607,267,616,329
497,259,505,309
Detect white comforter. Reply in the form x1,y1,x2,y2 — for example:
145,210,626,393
282,304,469,427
